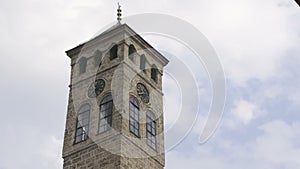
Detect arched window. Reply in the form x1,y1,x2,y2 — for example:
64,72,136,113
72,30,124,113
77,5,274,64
146,111,157,150
140,54,146,71
79,57,87,74
75,104,90,143
128,44,136,61
129,96,140,137
151,64,158,83
109,44,118,60
99,95,113,133
93,50,102,67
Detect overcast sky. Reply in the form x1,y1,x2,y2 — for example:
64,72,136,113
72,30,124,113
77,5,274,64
0,0,300,168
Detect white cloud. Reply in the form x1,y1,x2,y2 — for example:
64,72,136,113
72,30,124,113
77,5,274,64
253,120,300,168
231,99,258,125
184,0,300,85
0,123,63,169
38,136,63,168
167,120,300,169
166,149,234,169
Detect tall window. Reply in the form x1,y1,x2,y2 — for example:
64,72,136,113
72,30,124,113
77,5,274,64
146,111,157,150
93,50,102,67
79,57,87,74
151,64,158,83
140,54,146,71
129,96,140,137
75,104,90,143
109,44,118,60
99,95,113,133
128,44,136,62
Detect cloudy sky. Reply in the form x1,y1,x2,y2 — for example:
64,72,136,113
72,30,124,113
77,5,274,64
0,0,300,168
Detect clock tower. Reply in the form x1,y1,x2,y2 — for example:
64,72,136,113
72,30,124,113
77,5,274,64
62,7,169,169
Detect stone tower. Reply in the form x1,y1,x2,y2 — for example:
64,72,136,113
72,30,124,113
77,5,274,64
62,20,169,168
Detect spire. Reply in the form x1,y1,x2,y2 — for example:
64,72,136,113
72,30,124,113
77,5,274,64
117,3,122,24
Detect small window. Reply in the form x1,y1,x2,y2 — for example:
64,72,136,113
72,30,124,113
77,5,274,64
129,96,140,137
99,95,113,133
140,54,146,71
128,45,136,61
109,44,118,60
146,111,157,150
94,50,102,67
75,104,90,143
151,64,158,83
79,57,87,74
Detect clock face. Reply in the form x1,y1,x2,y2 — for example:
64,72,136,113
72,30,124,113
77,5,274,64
136,83,149,103
88,79,105,98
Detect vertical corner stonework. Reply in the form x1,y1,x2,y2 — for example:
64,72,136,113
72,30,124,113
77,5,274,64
63,23,168,169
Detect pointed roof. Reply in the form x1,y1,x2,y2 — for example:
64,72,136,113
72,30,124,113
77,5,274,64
66,23,169,66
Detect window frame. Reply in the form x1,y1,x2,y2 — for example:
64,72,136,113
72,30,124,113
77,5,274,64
93,50,102,67
109,44,118,60
128,44,137,62
140,54,146,71
146,111,157,150
78,57,87,74
151,64,158,83
74,104,90,144
98,95,113,133
129,96,140,137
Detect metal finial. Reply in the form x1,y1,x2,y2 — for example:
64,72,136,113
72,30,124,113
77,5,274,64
117,3,122,23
